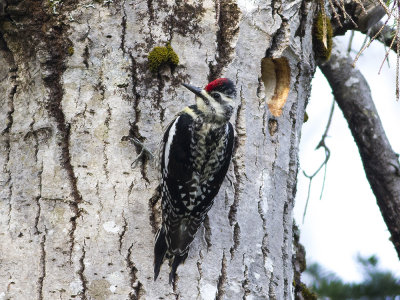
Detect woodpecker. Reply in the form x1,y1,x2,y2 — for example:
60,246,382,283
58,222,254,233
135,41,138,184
154,78,236,283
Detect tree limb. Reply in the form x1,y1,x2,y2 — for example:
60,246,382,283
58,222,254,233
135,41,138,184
319,44,400,259
331,0,386,36
368,21,398,53
329,0,398,54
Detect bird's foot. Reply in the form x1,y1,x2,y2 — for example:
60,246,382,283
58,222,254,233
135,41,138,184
130,137,154,168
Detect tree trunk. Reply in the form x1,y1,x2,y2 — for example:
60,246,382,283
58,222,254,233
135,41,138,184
0,1,315,299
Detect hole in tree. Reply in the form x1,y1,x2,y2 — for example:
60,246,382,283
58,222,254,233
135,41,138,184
261,57,291,117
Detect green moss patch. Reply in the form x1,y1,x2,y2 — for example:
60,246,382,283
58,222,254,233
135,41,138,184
312,12,333,61
148,43,179,73
67,46,74,56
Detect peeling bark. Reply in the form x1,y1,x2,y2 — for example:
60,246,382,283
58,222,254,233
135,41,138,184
0,0,316,298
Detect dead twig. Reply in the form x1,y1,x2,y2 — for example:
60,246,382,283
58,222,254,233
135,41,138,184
302,99,335,223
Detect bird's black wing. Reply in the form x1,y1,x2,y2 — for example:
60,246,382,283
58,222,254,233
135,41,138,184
154,113,196,281
161,113,196,212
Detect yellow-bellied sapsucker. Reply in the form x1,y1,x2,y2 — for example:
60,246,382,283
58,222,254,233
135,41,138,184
154,78,236,283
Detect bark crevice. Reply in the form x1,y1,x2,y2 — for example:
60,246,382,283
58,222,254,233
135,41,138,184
229,161,242,222
102,96,111,180
208,0,240,81
229,87,245,227
119,213,128,253
31,121,44,235
34,19,83,260
215,251,227,300
203,215,212,250
126,52,151,183
281,202,290,299
34,196,42,235
126,244,145,300
241,258,250,300
196,251,204,298
38,233,47,300
266,0,288,58
148,185,161,234
229,222,241,258
0,35,17,230
120,13,127,53
78,244,88,300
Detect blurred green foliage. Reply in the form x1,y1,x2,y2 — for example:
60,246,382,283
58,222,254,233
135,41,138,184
306,255,400,300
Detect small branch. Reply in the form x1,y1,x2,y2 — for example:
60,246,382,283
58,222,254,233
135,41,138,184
368,21,398,54
302,100,335,223
319,43,400,259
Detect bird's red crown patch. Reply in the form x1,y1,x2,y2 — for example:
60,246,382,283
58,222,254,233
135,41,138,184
205,78,229,92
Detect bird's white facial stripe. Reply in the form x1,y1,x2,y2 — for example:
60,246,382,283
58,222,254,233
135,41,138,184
196,96,208,112
164,117,180,168
195,90,234,119
201,90,209,98
220,93,233,102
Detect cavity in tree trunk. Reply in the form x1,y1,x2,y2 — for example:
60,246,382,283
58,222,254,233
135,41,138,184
0,1,315,299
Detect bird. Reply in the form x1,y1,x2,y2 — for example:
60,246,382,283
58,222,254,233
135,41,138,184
154,78,236,283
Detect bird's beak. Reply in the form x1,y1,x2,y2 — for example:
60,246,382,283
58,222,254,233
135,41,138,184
182,83,204,98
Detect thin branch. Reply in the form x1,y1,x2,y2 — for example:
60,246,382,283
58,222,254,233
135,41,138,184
377,0,392,17
353,12,394,67
327,0,343,26
333,0,358,27
320,158,328,200
377,30,397,73
353,0,366,14
344,2,396,70
347,30,355,54
302,100,335,223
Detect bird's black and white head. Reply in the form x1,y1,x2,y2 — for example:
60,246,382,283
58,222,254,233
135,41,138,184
182,78,237,122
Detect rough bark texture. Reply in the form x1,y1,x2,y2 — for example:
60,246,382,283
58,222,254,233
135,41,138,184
0,0,316,299
319,45,400,260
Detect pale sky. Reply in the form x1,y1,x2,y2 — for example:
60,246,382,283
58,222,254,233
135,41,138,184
294,32,400,283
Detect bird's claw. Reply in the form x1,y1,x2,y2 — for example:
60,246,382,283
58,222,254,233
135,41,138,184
130,137,154,168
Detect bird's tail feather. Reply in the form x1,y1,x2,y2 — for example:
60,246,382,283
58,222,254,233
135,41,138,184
154,226,189,284
154,226,168,281
169,252,188,284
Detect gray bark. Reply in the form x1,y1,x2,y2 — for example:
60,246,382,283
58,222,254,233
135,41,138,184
0,0,315,299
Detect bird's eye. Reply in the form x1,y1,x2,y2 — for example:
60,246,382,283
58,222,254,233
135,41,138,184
213,93,221,100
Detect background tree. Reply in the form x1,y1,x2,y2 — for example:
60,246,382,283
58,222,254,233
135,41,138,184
0,0,398,299
306,255,400,299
